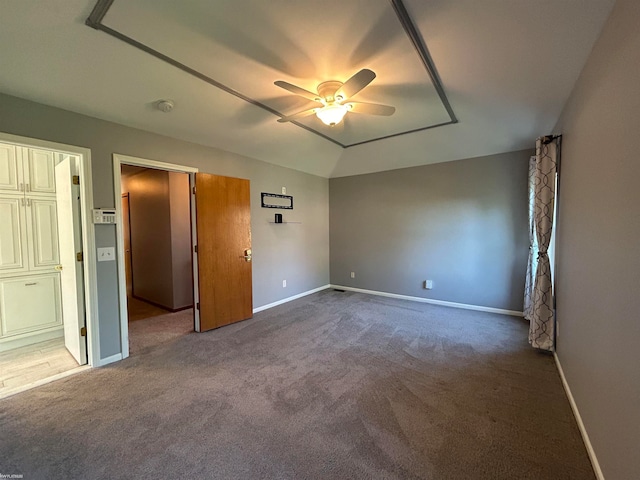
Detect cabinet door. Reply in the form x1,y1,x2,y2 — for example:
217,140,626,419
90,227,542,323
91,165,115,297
0,273,62,337
0,143,22,194
26,197,60,270
0,197,28,273
25,148,56,195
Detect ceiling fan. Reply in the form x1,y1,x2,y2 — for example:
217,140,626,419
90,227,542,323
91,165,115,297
274,69,395,127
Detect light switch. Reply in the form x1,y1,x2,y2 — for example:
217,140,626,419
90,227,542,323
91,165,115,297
97,247,116,262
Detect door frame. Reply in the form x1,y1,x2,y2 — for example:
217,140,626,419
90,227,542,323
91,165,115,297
112,153,199,360
0,131,100,367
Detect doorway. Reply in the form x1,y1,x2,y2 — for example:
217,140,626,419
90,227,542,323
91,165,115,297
0,133,98,398
119,163,195,354
113,154,254,361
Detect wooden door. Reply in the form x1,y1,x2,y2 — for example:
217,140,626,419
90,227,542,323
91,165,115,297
121,193,133,297
195,173,252,331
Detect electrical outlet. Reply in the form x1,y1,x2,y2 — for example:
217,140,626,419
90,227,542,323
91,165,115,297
283,280,287,288
350,272,355,279
282,186,286,195
424,280,433,290
97,247,116,262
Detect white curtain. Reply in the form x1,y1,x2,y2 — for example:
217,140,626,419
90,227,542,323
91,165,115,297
527,137,558,351
523,156,538,320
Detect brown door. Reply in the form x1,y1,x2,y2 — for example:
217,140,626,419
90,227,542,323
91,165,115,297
121,193,133,297
195,173,252,331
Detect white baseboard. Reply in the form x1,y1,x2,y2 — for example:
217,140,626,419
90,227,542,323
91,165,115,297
98,353,123,367
253,285,331,313
0,327,64,352
330,285,524,317
554,353,604,480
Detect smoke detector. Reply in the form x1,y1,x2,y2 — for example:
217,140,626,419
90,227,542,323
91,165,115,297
156,100,174,113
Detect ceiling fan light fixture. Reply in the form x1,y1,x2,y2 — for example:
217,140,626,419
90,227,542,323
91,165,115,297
316,103,348,126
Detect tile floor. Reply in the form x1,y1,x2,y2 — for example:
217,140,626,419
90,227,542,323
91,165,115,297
0,337,80,397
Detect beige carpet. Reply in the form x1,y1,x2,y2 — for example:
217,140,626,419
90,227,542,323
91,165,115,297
128,307,194,355
0,290,593,479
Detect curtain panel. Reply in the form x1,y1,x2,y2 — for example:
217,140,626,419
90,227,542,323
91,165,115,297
523,156,538,320
528,137,558,351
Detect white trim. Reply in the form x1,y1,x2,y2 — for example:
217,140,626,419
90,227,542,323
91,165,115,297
0,365,91,400
112,153,199,360
330,285,524,317
253,285,330,313
0,132,99,367
113,153,198,173
97,352,123,366
554,353,605,480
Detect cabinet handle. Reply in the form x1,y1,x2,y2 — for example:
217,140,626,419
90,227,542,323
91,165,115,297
21,198,25,206
19,182,24,192
26,183,30,192
26,198,31,207
25,282,38,286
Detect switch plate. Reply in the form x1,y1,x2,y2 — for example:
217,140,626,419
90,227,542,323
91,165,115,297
283,280,287,288
97,247,116,262
424,280,433,290
350,272,355,278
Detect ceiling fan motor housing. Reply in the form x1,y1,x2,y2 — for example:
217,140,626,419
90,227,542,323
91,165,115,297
317,81,343,102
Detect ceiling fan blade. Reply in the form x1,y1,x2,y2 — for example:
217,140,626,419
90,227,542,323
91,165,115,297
277,108,319,123
347,101,395,116
274,81,322,102
334,69,376,101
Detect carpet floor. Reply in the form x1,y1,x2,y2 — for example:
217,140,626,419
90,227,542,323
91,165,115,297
0,290,593,479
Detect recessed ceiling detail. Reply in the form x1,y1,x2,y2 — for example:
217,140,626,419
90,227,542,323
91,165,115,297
86,0,457,148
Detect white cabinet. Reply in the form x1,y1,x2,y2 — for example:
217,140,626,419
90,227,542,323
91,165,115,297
0,143,57,197
0,143,20,193
0,273,62,337
26,148,56,195
0,196,59,273
0,141,62,348
0,197,28,273
27,198,60,270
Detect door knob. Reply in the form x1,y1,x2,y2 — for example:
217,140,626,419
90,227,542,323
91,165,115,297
55,265,63,271
243,249,252,262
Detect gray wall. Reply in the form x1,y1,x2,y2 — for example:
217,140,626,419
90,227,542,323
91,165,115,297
0,93,329,360
553,0,640,478
330,150,531,312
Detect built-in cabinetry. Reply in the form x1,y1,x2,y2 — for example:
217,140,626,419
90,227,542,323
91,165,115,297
0,142,62,349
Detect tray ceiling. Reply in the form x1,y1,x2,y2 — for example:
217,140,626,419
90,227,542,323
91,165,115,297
96,0,456,147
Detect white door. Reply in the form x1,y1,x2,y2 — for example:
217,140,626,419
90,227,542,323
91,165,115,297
55,156,86,365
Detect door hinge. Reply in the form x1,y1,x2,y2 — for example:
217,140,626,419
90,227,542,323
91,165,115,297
196,302,200,310
80,326,87,337
76,251,83,262
72,175,80,185
194,245,198,253
192,186,196,195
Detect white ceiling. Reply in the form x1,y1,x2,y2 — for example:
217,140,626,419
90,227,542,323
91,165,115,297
0,0,614,178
